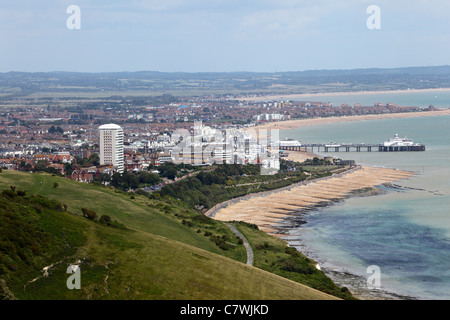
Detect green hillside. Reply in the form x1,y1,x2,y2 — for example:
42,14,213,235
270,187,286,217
0,170,346,300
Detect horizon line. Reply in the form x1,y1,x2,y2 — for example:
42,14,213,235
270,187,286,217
2,64,450,75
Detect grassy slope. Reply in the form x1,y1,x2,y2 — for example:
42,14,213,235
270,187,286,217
0,192,335,300
0,170,339,300
1,171,232,258
234,222,355,300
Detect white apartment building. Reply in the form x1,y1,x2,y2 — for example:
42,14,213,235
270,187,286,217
99,123,124,173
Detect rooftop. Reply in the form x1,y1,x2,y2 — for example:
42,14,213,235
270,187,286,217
99,123,122,130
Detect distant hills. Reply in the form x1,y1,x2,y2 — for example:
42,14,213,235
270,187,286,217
1,65,450,98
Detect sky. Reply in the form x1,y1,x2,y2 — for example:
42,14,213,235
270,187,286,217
1,0,450,73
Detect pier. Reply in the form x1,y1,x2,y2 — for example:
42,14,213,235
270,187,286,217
279,143,425,153
277,135,425,153
277,145,309,152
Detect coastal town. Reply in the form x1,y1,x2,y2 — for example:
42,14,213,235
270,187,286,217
0,93,434,184
3,0,450,304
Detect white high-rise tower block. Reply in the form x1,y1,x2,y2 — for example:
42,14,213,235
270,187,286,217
99,123,124,173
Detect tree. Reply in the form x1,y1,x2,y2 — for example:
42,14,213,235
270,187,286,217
163,167,177,181
138,172,160,185
64,163,73,177
33,160,48,172
111,172,123,188
88,153,100,166
123,171,139,190
100,173,111,184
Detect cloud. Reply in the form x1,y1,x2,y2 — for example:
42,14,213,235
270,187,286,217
133,0,188,12
1,0,450,72
241,8,318,31
237,4,340,41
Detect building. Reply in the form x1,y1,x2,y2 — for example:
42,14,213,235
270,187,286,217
99,123,124,173
253,113,285,122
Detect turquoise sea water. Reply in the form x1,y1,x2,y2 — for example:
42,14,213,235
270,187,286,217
280,112,450,299
296,89,450,108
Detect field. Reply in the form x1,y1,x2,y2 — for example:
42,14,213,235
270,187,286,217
3,67,450,108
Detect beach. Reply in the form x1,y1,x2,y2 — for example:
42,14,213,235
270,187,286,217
239,88,450,102
213,165,413,235
245,108,450,132
211,164,417,299
282,150,319,162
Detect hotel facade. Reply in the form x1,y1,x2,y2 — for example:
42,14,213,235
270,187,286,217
99,123,124,173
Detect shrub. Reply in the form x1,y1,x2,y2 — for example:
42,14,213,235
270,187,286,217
216,241,230,250
0,279,16,300
182,219,193,227
99,215,111,226
30,195,63,211
208,235,230,250
81,208,97,221
192,214,214,224
135,189,148,197
32,204,42,213
108,220,128,230
87,210,97,220
2,190,15,198
255,242,270,250
341,287,350,293
285,247,297,255
278,257,315,275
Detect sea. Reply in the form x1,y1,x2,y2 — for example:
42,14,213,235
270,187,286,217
294,88,450,108
279,91,450,300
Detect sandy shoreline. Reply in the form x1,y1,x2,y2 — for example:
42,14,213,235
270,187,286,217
282,150,320,162
213,165,414,235
212,164,415,300
240,87,450,102
245,108,450,131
